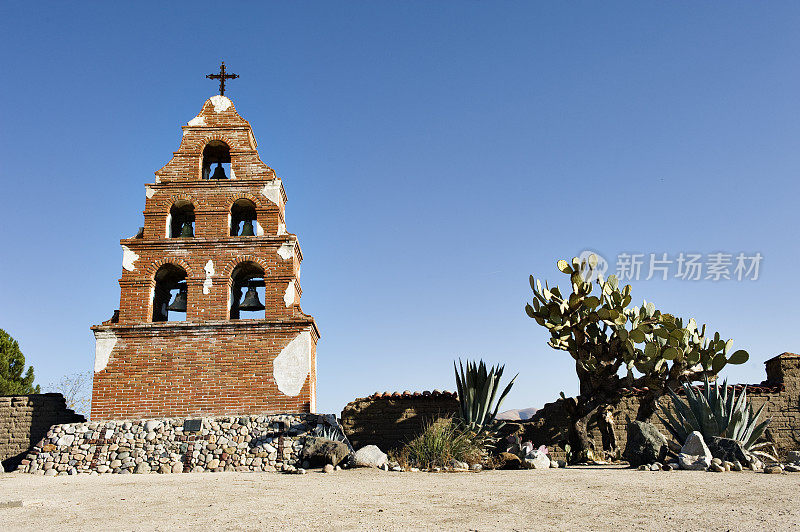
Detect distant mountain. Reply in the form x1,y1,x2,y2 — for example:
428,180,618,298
496,407,538,421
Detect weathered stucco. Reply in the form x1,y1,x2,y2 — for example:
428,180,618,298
203,260,215,295
209,95,232,113
260,179,283,206
94,331,118,372
121,245,139,272
273,331,312,396
283,280,296,307
187,115,206,127
277,242,294,261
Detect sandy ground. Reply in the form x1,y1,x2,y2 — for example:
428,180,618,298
1,465,799,531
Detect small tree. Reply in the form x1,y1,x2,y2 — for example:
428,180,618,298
525,255,748,459
0,329,40,395
47,371,92,419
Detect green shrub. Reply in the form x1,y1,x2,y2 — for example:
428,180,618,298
398,418,485,469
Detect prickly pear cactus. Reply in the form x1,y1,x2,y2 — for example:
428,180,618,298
525,255,748,427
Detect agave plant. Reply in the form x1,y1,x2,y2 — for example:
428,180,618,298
657,376,774,458
454,359,517,435
313,424,346,443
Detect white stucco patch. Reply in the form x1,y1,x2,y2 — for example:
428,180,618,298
277,223,287,236
203,260,215,294
230,167,236,179
260,179,283,206
122,245,139,271
210,95,232,113
283,280,296,307
273,330,312,396
277,242,294,261
255,220,264,236
145,185,156,199
188,115,206,126
94,331,118,372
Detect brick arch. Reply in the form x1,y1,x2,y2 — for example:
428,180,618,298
145,258,195,280
224,192,266,210
192,133,238,155
220,256,271,281
157,193,204,210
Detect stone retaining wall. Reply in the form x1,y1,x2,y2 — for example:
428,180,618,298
17,413,344,475
0,394,85,472
340,391,459,451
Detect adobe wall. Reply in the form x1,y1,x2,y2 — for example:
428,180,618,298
0,394,85,471
340,391,459,451
513,353,800,455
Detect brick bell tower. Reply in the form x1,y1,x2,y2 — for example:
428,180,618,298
91,66,319,420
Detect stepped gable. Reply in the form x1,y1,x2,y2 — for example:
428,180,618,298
90,90,319,420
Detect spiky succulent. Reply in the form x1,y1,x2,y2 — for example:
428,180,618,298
658,376,772,454
454,359,517,435
313,424,346,442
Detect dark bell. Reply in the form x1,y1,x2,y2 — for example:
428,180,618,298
211,164,227,179
240,220,255,236
167,289,187,312
179,221,194,238
238,285,265,311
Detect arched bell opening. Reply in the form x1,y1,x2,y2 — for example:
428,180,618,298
152,264,188,322
230,262,266,320
202,140,231,180
168,200,195,238
230,199,258,236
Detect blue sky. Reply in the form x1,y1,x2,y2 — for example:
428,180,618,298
1,2,799,414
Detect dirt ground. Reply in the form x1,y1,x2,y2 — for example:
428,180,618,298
1,465,798,531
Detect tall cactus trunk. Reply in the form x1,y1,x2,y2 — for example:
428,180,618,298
564,397,597,462
598,405,617,453
635,393,659,422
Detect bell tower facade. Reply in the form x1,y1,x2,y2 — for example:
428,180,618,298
90,94,319,420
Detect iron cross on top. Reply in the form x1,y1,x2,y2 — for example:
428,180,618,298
206,61,239,95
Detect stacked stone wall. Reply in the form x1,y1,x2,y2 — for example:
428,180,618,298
341,391,459,451
18,413,342,475
0,394,84,472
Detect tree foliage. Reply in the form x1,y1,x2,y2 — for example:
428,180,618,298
47,371,92,418
0,329,40,395
525,255,748,458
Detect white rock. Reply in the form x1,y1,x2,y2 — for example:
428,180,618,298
678,431,712,470
144,420,162,432
352,445,388,468
56,435,75,447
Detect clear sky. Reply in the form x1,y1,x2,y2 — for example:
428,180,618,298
1,2,799,414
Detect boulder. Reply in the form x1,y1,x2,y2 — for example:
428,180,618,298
787,450,800,464
708,437,749,465
302,437,351,467
524,453,551,469
678,431,712,471
622,421,668,467
449,459,469,471
499,452,522,470
352,445,388,468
